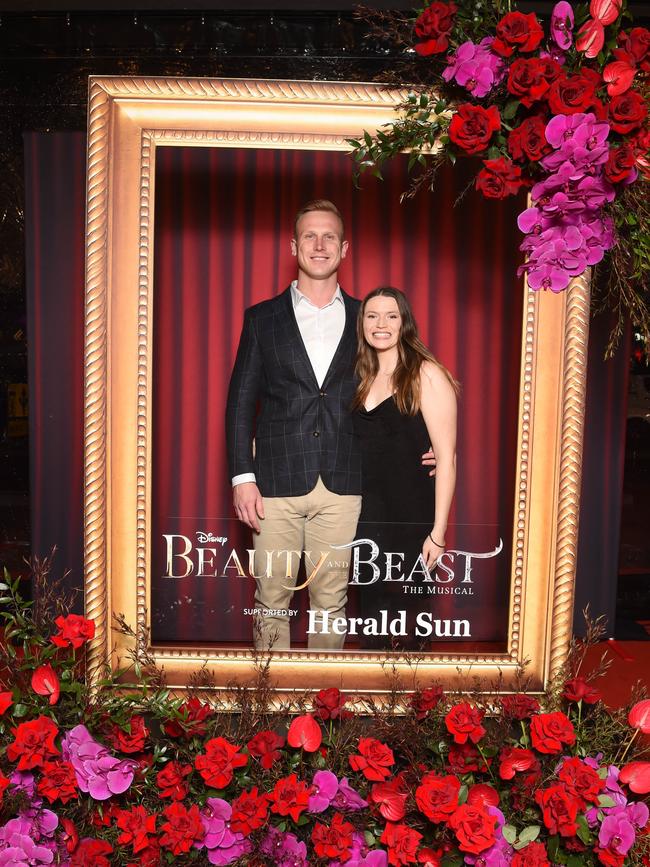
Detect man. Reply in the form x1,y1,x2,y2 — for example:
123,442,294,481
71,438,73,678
226,200,362,651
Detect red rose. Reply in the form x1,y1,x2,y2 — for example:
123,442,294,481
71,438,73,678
547,72,599,115
156,760,192,800
312,812,355,861
618,27,650,72
195,736,247,788
411,686,444,720
449,803,498,855
269,773,311,821
126,843,161,867
630,128,650,179
163,696,212,738
508,117,552,163
507,58,551,107
349,737,395,781
287,714,322,752
7,715,60,770
476,157,525,199
492,11,544,57
0,692,13,715
467,783,499,809
36,759,78,804
512,841,551,867
449,105,500,155
563,677,602,704
416,773,460,822
609,91,648,134
446,742,489,774
370,776,408,821
445,702,486,744
111,715,148,753
381,822,423,867
0,772,10,800
314,687,350,720
71,839,113,867
499,693,541,719
247,730,285,768
499,747,538,780
595,845,626,867
535,784,579,836
116,805,157,853
414,1,457,56
530,711,576,754
230,786,269,835
159,802,204,855
628,699,650,733
51,614,95,649
558,757,604,808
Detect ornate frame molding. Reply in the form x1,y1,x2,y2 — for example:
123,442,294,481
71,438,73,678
84,76,588,697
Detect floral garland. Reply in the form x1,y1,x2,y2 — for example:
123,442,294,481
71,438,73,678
0,573,649,866
351,0,649,354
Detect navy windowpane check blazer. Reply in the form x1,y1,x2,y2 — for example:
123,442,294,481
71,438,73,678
226,287,362,497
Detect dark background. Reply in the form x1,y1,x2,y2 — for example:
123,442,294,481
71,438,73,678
1,1,649,639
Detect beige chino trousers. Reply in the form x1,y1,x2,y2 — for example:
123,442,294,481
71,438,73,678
252,478,361,650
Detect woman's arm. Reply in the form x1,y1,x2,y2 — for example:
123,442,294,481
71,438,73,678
419,361,457,569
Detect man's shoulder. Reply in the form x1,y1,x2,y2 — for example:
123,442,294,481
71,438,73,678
245,289,290,320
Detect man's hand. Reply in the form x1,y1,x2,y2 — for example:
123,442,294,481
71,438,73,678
422,446,437,478
233,482,265,533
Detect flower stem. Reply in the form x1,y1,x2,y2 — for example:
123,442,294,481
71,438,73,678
616,728,639,766
477,742,496,782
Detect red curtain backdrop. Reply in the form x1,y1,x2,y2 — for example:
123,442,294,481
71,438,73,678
23,132,629,640
151,146,523,645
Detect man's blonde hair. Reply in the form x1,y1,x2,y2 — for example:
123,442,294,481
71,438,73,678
293,199,345,238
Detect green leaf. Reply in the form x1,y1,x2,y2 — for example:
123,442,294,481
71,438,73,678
487,146,501,161
576,814,592,845
457,784,469,805
547,835,560,861
502,824,517,845
441,856,463,867
598,794,616,808
434,99,447,114
502,99,521,120
519,825,540,844
12,703,28,718
364,831,376,846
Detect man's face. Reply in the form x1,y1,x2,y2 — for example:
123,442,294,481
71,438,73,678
291,211,348,282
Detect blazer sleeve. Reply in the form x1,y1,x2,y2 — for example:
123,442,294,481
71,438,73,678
226,308,263,479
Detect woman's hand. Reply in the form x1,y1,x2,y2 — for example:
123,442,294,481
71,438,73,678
422,535,444,570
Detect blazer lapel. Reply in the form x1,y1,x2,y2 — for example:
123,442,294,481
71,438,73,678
322,290,358,390
280,287,320,388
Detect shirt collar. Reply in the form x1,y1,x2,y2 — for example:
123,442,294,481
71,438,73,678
291,280,343,309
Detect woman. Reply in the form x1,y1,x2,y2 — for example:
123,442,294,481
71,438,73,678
352,287,458,649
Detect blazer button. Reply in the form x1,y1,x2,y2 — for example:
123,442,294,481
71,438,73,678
313,431,320,437
319,390,326,397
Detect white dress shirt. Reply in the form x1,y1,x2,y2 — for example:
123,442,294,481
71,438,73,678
232,282,346,487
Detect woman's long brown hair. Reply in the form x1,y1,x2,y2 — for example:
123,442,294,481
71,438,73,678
353,287,459,415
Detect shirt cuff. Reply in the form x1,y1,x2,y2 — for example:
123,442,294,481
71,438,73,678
232,473,256,487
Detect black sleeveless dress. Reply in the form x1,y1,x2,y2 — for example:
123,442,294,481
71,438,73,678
352,397,435,650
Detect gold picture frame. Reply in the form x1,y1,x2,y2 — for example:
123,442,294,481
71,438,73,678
84,75,589,699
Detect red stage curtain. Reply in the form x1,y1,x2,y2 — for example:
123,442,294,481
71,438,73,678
151,146,524,645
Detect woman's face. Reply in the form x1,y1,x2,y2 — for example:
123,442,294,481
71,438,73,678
362,295,402,353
